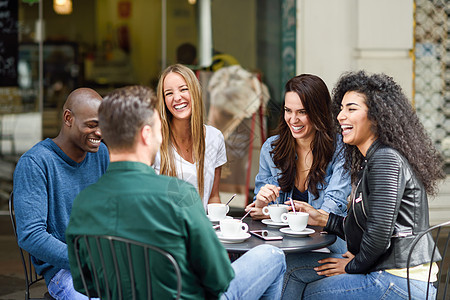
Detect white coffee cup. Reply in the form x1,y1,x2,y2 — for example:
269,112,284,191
207,203,229,220
219,219,249,237
281,212,309,232
262,204,289,223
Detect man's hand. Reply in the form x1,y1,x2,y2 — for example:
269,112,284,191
314,251,355,277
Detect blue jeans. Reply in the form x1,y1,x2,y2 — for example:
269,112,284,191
48,269,96,300
327,236,347,254
282,252,436,300
222,244,286,300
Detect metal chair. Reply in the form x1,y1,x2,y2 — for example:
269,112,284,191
73,235,182,300
407,220,450,300
8,193,53,300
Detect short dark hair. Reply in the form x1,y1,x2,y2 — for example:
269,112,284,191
176,43,197,65
99,85,157,150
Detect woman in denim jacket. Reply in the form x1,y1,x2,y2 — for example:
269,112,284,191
245,74,351,254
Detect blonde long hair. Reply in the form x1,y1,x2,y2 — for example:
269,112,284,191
157,64,205,198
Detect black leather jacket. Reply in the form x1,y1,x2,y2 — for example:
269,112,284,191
324,140,440,274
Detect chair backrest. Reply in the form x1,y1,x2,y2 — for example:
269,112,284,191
8,192,48,300
73,235,182,300
407,220,450,300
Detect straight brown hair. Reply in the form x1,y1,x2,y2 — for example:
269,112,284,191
272,74,334,198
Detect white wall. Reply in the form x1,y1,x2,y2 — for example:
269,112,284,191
297,0,357,89
297,0,413,99
296,0,450,224
429,176,450,226
355,0,413,99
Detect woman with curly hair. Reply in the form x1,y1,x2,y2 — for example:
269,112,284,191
153,64,226,210
246,74,351,253
283,71,445,299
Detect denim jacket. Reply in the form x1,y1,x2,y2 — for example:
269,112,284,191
253,135,351,217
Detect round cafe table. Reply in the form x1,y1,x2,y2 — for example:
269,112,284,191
217,218,336,254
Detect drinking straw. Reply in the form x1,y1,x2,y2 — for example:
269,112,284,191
240,208,253,221
225,194,237,206
289,197,296,214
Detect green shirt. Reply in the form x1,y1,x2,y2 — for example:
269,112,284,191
66,161,234,299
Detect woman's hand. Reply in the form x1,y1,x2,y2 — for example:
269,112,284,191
245,202,268,220
285,200,329,227
248,184,281,220
255,184,281,207
314,251,355,277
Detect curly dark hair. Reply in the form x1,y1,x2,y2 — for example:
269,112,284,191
331,71,445,195
272,74,335,198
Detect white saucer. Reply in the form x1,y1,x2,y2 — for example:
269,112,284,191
261,219,288,228
208,215,233,223
279,227,315,237
216,231,251,243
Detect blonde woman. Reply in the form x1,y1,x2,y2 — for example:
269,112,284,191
153,64,226,210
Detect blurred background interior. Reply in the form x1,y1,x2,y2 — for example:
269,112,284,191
0,0,449,220
0,0,449,298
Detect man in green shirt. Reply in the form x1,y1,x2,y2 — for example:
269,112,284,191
66,85,286,299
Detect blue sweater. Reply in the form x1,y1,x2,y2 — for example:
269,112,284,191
13,138,109,284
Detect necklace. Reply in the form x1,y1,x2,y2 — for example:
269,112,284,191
184,142,192,153
171,134,193,154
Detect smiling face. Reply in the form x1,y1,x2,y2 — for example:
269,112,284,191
69,99,102,153
163,72,192,121
337,91,377,156
284,91,316,143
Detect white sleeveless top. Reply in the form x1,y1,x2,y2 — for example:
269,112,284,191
153,125,227,210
